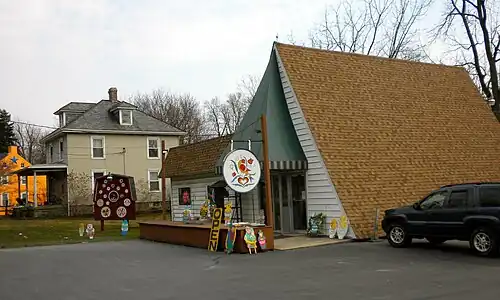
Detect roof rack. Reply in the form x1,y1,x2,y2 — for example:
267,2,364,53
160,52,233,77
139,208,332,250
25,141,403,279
440,182,500,188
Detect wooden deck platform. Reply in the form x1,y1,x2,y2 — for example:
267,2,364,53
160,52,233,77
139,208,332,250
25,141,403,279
139,220,274,253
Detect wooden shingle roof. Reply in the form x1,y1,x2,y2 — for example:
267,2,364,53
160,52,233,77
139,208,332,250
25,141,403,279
276,43,500,238
163,135,232,180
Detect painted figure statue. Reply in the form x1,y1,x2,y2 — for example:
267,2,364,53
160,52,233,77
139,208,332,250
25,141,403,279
244,226,257,254
225,222,237,254
86,224,95,240
224,202,232,225
200,200,209,220
257,230,267,250
182,207,191,223
78,223,85,237
121,220,129,236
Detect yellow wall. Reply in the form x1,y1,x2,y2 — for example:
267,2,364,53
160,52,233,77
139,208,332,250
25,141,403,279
0,146,47,213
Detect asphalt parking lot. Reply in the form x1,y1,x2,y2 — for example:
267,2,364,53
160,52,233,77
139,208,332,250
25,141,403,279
1,239,499,300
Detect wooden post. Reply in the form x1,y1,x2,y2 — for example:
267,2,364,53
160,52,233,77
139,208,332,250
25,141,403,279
261,114,274,229
161,140,167,220
100,219,104,231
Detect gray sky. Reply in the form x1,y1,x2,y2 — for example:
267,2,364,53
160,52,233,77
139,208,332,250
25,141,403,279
0,0,445,127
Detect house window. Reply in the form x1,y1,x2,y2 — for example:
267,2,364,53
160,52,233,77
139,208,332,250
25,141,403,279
147,137,160,159
148,169,160,192
20,163,25,168
91,136,105,159
179,187,191,205
59,113,66,127
91,170,106,191
20,176,26,185
59,139,64,161
2,193,8,207
20,192,27,203
0,176,8,185
49,144,54,162
119,110,133,125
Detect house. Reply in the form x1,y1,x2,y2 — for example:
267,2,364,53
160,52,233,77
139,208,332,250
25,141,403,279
0,146,47,214
162,42,500,239
37,87,185,213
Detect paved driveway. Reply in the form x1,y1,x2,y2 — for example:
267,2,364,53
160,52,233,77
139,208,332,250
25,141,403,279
1,239,499,300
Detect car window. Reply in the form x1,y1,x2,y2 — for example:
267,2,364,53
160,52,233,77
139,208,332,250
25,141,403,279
479,186,500,207
420,191,447,210
446,190,468,208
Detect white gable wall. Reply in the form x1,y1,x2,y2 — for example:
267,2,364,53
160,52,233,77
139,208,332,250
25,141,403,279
274,46,356,238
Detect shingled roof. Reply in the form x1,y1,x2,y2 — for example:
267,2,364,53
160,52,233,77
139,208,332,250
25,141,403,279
162,135,232,180
275,43,500,238
42,99,185,143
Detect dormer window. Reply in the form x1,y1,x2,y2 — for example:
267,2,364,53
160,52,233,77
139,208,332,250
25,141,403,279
119,110,132,125
59,112,66,127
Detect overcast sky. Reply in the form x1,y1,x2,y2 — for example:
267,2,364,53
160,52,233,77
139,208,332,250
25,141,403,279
0,0,445,127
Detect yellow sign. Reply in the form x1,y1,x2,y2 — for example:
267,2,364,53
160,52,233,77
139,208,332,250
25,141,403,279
330,218,338,230
340,215,348,229
208,208,223,252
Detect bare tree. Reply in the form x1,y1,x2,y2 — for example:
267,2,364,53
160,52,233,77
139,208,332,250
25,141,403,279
237,74,260,106
67,171,92,215
222,93,247,134
204,97,227,137
130,89,208,143
296,0,432,61
435,0,499,116
14,120,48,164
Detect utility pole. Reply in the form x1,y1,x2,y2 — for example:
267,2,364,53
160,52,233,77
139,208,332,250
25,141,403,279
261,114,273,229
161,140,167,220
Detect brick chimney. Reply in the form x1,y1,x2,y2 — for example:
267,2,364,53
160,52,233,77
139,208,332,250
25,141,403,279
8,145,18,155
108,87,118,102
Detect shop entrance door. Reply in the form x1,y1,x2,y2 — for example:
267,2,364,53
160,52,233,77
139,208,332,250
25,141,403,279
272,173,307,234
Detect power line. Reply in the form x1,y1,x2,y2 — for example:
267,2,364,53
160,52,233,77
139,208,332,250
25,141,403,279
11,120,57,130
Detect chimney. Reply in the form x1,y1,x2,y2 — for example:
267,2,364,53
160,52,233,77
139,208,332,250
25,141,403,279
108,87,118,102
8,145,18,155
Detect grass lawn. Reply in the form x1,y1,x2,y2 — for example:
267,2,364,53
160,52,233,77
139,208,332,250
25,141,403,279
0,213,166,249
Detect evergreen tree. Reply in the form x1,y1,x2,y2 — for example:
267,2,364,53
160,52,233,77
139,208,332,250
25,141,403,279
0,109,17,153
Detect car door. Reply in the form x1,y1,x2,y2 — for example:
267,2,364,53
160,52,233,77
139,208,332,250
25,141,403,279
407,190,449,236
428,188,471,238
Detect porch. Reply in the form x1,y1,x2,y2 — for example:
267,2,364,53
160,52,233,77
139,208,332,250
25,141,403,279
7,164,68,217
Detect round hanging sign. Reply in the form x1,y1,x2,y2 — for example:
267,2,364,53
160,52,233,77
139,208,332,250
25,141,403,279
222,149,261,193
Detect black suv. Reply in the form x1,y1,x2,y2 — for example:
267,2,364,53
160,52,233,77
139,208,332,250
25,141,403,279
382,182,500,256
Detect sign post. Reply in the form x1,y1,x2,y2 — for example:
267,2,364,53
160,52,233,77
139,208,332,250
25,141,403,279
208,208,223,252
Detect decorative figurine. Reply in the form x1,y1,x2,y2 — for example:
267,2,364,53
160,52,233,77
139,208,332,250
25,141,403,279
200,201,209,220
225,222,237,254
78,223,85,237
243,226,257,254
257,230,267,250
121,220,129,236
86,224,95,240
224,202,232,225
329,218,338,239
182,207,191,223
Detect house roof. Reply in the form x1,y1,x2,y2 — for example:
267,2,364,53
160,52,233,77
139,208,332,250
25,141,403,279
162,135,232,180
43,100,185,142
275,42,500,238
54,102,95,114
0,153,6,161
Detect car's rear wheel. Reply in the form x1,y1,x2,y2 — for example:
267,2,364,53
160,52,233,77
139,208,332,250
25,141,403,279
387,223,412,248
469,227,499,257
425,237,446,245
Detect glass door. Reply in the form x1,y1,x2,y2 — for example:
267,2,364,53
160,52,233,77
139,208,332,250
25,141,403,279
291,174,307,231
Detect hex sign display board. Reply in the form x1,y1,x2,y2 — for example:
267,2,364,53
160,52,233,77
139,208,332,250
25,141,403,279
93,173,137,221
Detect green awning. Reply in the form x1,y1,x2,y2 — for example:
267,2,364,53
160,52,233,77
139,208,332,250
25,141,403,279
215,48,307,174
